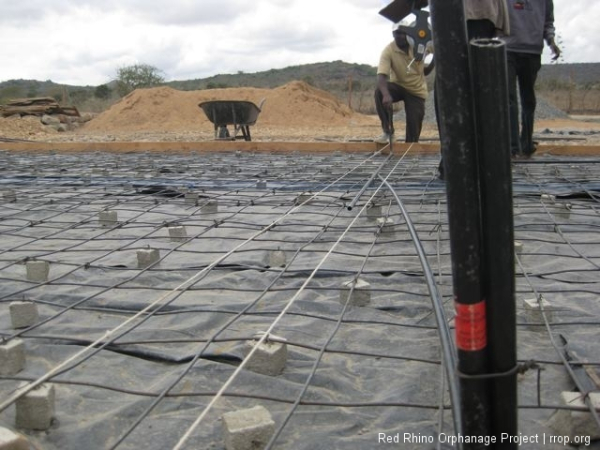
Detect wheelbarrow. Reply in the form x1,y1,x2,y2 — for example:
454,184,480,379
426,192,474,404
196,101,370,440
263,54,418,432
199,99,265,141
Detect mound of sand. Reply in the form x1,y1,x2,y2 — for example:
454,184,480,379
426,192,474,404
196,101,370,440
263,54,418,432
81,81,365,134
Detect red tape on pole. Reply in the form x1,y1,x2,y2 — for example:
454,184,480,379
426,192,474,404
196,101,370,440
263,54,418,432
455,300,487,351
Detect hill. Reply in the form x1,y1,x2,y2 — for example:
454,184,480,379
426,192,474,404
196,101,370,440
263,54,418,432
1,61,599,114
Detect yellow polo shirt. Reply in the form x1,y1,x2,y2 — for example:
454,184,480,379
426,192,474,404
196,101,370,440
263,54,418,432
377,41,429,99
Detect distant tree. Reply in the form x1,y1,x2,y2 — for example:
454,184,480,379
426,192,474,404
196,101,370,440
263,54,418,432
26,86,39,98
94,84,112,100
115,63,165,96
0,86,22,103
206,82,229,89
70,89,91,104
302,75,315,86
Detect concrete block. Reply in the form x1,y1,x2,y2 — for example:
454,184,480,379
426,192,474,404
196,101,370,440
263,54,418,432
243,336,288,376
267,249,286,268
168,226,187,242
366,203,382,220
553,202,572,220
256,180,267,190
99,211,118,227
0,427,30,450
541,194,556,203
296,193,313,205
9,302,39,329
523,296,555,329
137,248,160,268
185,192,199,205
548,392,600,441
201,199,219,214
2,190,17,203
340,278,371,307
222,405,275,450
541,194,571,220
376,217,395,234
0,339,25,376
15,383,55,431
91,168,109,176
26,261,49,283
514,241,524,254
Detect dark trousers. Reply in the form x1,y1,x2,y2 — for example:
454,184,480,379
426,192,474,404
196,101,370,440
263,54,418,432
507,52,542,155
374,82,425,142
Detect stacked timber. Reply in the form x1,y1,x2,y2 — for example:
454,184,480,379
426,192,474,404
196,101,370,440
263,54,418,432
0,97,80,118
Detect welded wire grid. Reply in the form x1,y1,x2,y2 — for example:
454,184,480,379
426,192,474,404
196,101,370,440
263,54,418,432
0,149,599,449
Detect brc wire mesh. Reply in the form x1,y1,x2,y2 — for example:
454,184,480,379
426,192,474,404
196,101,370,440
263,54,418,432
0,149,599,449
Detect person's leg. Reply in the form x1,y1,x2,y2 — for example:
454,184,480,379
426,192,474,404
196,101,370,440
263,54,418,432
375,83,406,136
403,92,425,143
506,52,521,156
374,87,392,134
518,54,542,155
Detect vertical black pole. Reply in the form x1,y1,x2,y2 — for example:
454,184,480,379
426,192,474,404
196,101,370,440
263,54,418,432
471,39,518,447
429,0,491,446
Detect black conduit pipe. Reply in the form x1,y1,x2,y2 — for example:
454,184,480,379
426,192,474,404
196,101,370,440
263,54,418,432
471,39,518,446
379,175,463,441
429,0,492,445
347,154,393,210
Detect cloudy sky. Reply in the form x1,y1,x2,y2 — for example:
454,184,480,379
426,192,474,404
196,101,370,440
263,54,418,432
1,0,598,86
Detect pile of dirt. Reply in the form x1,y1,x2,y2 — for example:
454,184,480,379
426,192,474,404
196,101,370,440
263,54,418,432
0,115,58,140
81,81,366,134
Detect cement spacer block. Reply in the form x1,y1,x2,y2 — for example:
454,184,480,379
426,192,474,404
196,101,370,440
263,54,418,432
296,193,314,205
99,211,118,227
340,278,371,307
137,248,161,268
267,249,286,268
168,226,187,242
523,296,555,329
256,180,267,190
541,194,556,203
201,200,219,214
9,302,39,329
0,427,30,450
185,192,199,205
26,261,49,283
0,339,25,376
514,241,524,254
244,337,288,376
15,383,55,431
553,202,572,220
366,203,382,220
548,392,600,441
222,405,275,450
3,190,17,203
376,217,395,233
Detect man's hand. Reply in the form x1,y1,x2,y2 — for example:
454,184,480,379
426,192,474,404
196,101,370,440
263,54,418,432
382,92,394,108
549,39,561,61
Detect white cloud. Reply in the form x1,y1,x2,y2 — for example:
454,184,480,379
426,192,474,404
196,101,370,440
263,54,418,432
0,0,597,86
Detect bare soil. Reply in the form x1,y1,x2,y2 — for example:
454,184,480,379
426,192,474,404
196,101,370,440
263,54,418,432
1,81,599,147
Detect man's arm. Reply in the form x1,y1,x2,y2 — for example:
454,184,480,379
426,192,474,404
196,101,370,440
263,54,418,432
378,74,394,107
545,0,561,60
424,57,435,76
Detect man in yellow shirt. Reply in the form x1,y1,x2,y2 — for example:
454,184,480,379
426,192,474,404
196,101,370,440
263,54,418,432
374,20,434,143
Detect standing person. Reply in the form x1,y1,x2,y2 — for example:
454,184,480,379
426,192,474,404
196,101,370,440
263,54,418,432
374,19,434,144
505,0,560,158
436,0,510,179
